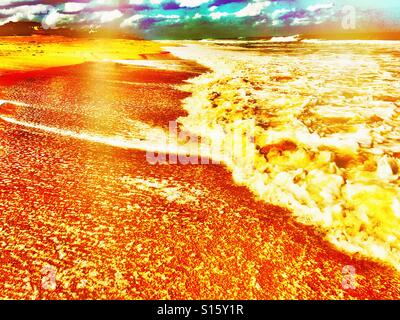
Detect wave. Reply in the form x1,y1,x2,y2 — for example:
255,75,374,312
165,42,400,271
303,39,400,45
267,35,302,43
103,59,193,72
0,100,29,107
0,102,216,162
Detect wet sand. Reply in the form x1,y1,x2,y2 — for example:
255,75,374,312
0,52,399,300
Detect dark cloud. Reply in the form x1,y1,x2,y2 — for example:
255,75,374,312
208,0,246,7
280,10,307,21
139,17,163,30
162,1,180,10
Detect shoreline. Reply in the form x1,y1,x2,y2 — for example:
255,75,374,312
167,41,400,272
0,37,399,299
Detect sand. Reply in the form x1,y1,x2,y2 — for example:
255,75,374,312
0,36,399,299
0,35,162,72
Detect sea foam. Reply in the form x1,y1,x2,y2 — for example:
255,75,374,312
166,41,400,270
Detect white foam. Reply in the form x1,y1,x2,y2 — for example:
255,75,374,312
0,100,29,107
268,35,301,42
0,114,217,162
166,41,400,270
104,59,190,71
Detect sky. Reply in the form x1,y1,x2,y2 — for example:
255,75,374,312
0,0,399,39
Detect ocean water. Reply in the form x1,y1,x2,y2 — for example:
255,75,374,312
166,40,400,270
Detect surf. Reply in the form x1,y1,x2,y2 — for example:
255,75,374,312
0,100,223,165
165,41,400,271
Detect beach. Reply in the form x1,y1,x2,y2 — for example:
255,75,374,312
0,36,399,300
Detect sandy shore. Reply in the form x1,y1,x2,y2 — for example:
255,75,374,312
0,36,162,71
0,37,399,299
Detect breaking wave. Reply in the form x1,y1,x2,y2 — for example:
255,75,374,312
267,35,301,42
166,41,400,270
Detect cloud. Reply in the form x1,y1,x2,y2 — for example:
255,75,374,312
271,1,336,27
0,0,398,39
120,13,143,27
234,1,270,18
63,2,88,13
176,0,210,8
94,9,123,23
209,0,246,6
139,16,162,29
0,3,50,25
162,1,180,10
307,2,334,12
209,11,228,20
42,8,74,28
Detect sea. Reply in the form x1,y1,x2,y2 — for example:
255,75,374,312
166,38,400,271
